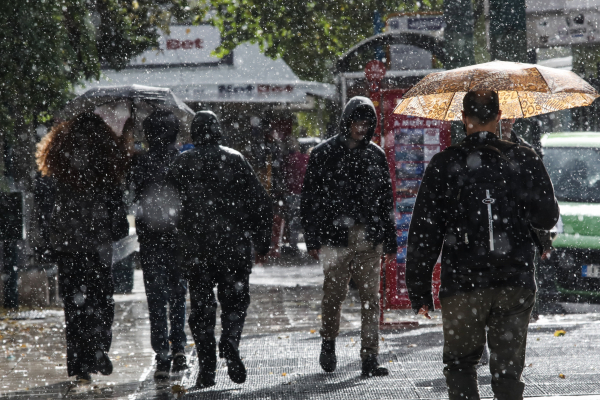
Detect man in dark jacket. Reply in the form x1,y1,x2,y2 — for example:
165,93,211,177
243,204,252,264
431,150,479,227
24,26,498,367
128,110,188,379
406,91,560,400
167,111,272,389
301,96,396,377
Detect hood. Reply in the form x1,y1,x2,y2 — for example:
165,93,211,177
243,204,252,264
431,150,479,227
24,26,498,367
191,111,222,146
338,96,378,148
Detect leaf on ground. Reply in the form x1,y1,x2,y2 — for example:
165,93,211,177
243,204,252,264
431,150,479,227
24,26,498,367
282,372,287,376
309,329,316,334
559,373,566,379
408,344,417,348
554,330,566,337
171,385,187,394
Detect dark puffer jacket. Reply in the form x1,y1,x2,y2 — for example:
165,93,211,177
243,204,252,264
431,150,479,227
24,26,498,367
167,111,273,267
300,96,396,254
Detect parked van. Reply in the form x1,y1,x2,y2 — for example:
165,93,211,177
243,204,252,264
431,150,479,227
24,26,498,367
540,132,600,307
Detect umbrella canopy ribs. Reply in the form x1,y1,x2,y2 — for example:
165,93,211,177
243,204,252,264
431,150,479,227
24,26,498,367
394,60,599,120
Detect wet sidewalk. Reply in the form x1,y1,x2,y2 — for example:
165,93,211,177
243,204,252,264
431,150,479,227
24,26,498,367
1,263,600,399
182,314,600,399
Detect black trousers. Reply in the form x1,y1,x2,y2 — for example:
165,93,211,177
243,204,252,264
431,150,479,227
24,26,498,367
138,232,187,360
441,287,535,400
186,250,251,373
57,252,115,376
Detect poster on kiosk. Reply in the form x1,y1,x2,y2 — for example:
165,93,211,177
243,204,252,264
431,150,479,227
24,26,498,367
379,89,451,317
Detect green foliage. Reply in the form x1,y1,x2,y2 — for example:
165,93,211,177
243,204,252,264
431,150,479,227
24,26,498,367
295,106,330,138
0,0,192,134
205,0,443,82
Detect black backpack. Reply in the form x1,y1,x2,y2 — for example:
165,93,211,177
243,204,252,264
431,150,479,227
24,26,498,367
446,141,531,268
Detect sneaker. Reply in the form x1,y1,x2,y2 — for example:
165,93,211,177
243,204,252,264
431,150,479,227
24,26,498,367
172,353,188,372
76,372,92,384
154,356,171,380
319,339,337,373
97,351,113,375
361,354,389,377
220,345,246,384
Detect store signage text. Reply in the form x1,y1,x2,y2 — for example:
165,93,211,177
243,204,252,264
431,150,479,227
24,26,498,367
166,38,204,50
218,84,295,97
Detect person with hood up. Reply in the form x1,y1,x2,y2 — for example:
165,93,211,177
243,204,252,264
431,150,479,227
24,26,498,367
167,111,273,389
406,91,559,400
128,110,188,379
300,96,396,377
36,113,130,383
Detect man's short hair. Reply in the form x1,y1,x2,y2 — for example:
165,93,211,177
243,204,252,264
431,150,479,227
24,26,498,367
463,91,499,125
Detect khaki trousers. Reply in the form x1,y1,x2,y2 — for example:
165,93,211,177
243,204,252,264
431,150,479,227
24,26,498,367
320,225,383,360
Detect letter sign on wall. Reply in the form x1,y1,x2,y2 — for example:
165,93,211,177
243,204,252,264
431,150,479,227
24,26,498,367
130,25,222,67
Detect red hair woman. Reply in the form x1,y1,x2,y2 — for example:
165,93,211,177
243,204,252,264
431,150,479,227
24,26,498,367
36,112,130,383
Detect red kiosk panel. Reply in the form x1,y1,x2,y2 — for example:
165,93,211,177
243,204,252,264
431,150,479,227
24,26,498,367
381,89,450,312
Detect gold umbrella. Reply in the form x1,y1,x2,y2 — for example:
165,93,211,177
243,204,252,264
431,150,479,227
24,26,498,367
393,60,599,120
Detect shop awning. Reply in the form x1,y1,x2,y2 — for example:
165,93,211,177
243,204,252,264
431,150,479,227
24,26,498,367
79,43,336,105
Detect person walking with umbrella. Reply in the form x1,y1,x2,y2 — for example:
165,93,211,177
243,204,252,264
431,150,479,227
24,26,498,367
398,61,598,400
36,113,130,383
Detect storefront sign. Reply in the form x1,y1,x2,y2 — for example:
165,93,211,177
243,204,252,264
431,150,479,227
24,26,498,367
130,25,224,67
528,10,600,47
216,84,295,100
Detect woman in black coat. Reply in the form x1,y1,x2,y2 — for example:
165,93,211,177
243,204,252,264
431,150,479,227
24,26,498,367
36,113,130,383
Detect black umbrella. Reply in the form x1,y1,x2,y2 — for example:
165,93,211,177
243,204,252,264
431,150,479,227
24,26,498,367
57,84,194,139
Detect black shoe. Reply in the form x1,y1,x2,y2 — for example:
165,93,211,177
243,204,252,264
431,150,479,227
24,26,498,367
172,352,189,372
196,370,216,388
220,345,246,384
361,354,389,377
319,339,337,373
197,344,217,388
76,372,92,384
97,352,113,376
197,349,217,388
154,355,172,380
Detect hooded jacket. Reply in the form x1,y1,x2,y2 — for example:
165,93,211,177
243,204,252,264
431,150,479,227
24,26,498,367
166,111,273,266
300,96,396,254
405,131,559,313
